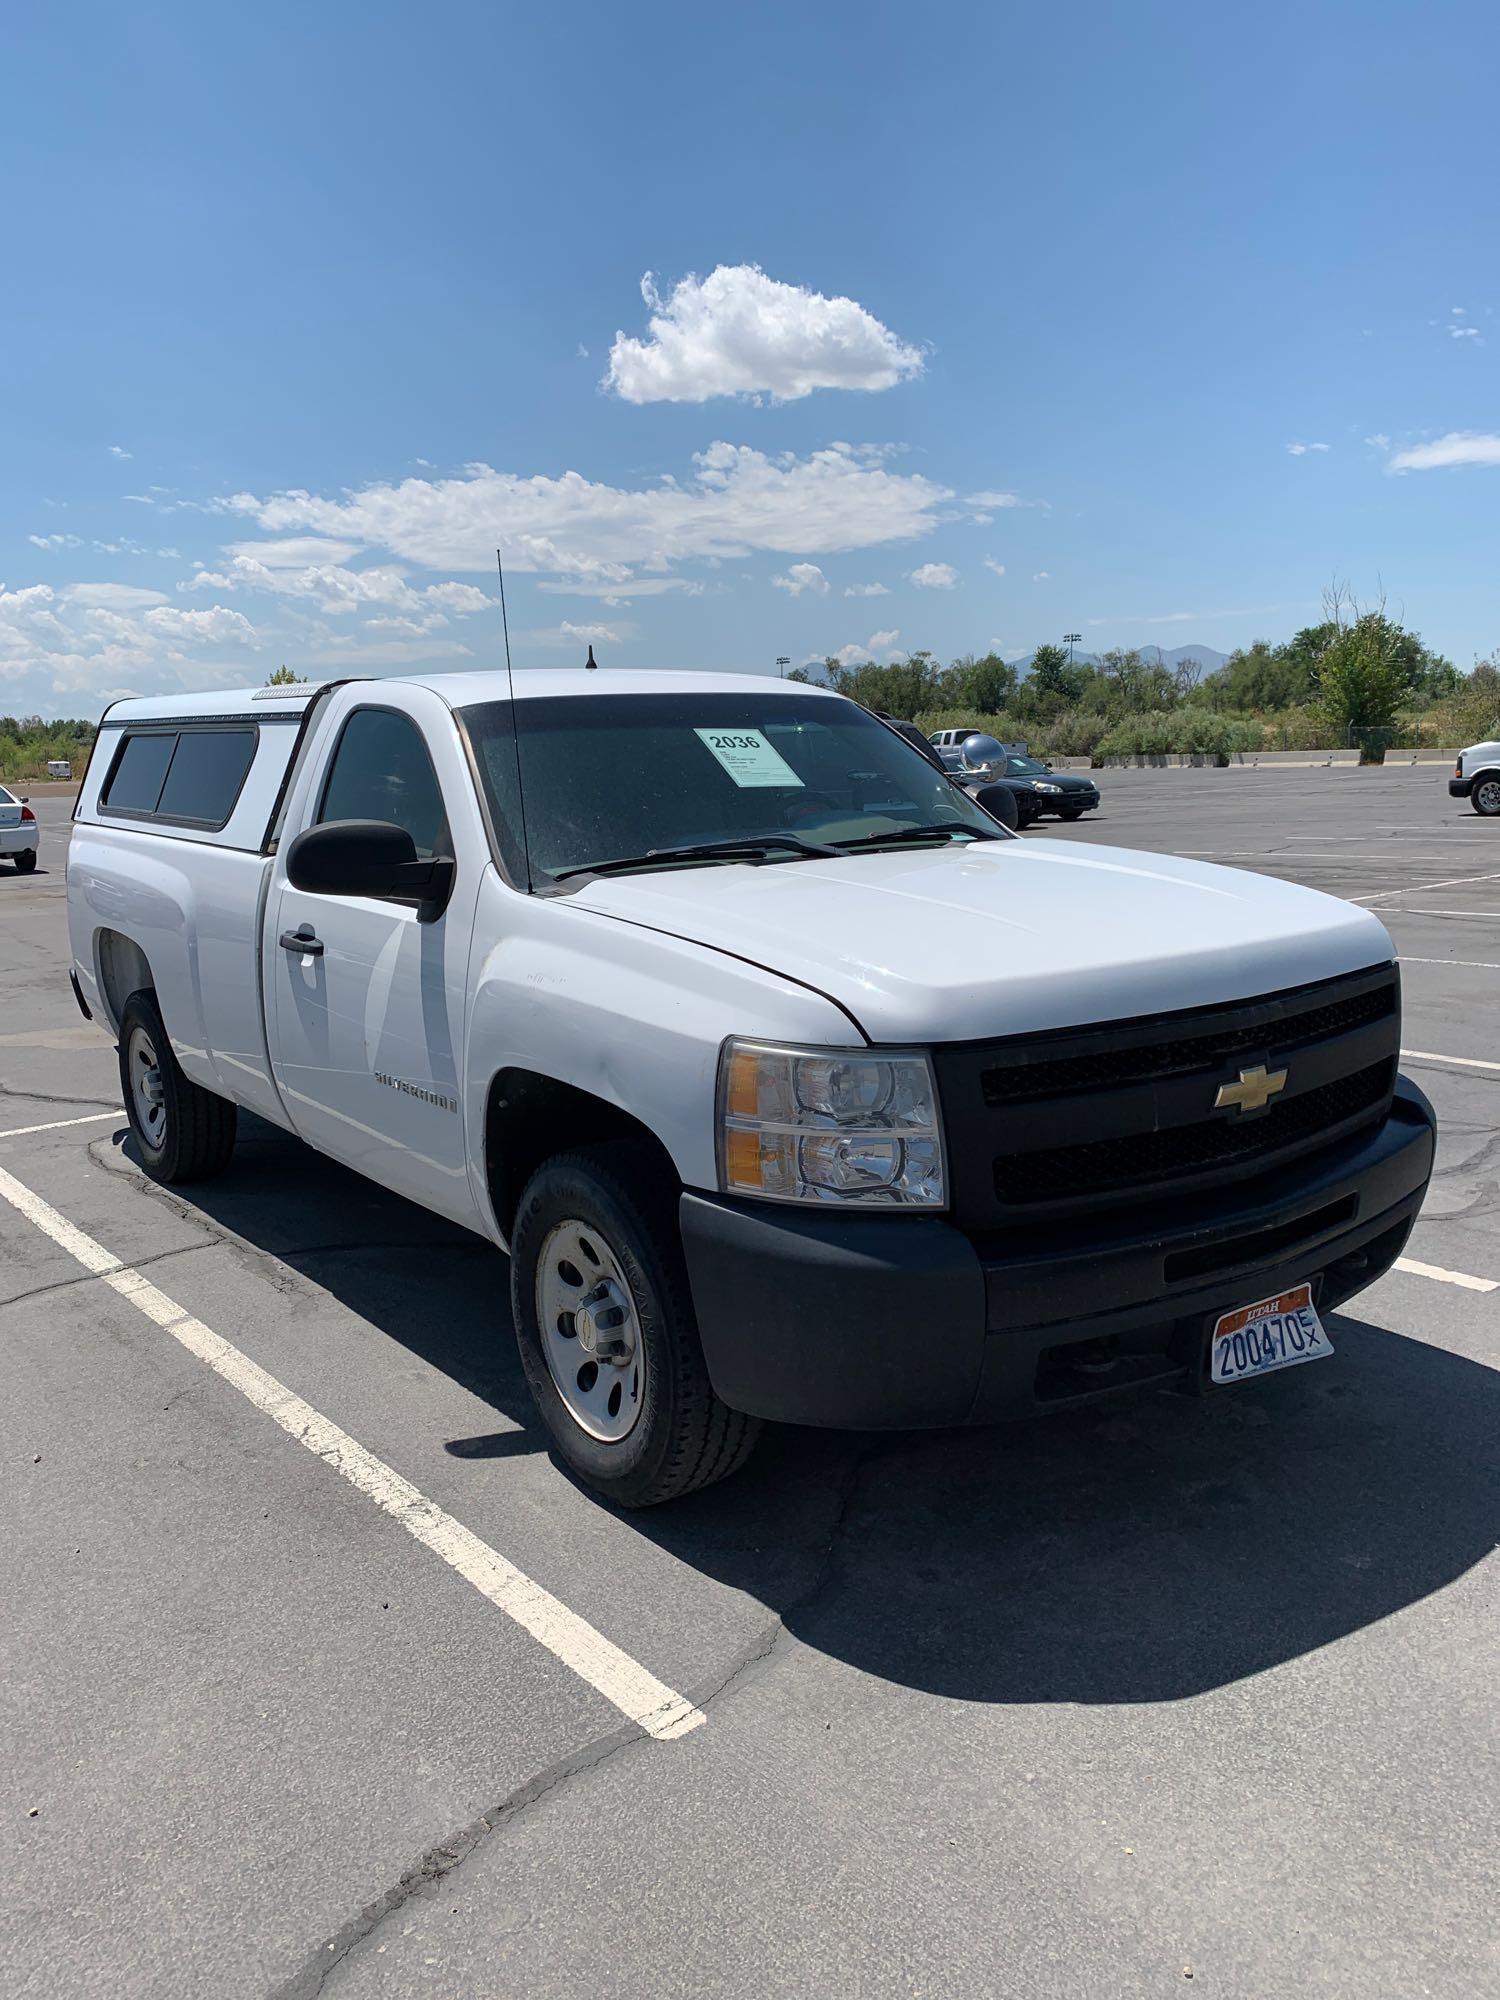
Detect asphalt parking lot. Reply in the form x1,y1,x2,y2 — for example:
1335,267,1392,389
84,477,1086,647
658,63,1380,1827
3,768,1496,2000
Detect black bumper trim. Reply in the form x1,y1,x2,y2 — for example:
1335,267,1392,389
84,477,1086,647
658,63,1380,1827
1449,777,1472,798
679,1077,1435,1430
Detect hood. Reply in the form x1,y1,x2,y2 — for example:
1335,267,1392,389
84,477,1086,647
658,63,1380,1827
1017,770,1095,792
572,839,1394,1044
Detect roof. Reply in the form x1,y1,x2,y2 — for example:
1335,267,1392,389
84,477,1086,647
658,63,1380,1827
98,667,838,725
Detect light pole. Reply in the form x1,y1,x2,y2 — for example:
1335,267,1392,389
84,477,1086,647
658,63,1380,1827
1064,633,1081,668
775,655,791,679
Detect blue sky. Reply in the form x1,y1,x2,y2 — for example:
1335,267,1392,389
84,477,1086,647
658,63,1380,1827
4,0,1498,716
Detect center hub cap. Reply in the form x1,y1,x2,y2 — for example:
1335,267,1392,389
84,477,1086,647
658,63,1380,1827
574,1279,634,1363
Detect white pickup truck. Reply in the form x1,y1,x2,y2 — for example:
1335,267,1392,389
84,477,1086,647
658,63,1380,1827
68,669,1435,1504
1449,738,1500,816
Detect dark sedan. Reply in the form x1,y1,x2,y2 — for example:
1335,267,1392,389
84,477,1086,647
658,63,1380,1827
994,751,1100,826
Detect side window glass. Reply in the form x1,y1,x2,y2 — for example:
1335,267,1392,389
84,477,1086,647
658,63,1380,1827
318,709,451,859
103,731,177,814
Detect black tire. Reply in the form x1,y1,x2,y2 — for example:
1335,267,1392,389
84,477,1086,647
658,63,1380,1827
118,990,238,1184
509,1142,761,1506
1472,773,1500,817
1060,806,1087,821
13,848,37,873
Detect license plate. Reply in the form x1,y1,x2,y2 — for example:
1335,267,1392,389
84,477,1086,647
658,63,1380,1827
1210,1282,1332,1385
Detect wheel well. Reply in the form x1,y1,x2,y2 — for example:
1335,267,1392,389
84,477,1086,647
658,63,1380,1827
485,1070,680,1239
96,931,155,1037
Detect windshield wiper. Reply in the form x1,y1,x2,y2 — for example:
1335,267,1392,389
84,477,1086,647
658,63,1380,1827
832,823,999,852
553,834,842,882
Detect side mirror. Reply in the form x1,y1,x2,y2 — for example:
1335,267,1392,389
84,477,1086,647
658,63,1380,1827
285,819,454,919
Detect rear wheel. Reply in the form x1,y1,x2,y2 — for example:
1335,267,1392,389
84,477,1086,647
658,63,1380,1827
13,848,36,872
1473,774,1500,816
510,1143,760,1506
118,991,237,1183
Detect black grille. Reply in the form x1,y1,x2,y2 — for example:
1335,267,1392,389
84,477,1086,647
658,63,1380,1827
991,1060,1394,1206
981,979,1395,1106
930,964,1402,1227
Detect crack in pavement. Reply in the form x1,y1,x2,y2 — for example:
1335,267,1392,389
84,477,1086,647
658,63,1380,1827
267,1435,889,1998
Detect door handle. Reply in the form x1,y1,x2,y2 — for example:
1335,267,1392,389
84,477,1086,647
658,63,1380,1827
279,926,324,957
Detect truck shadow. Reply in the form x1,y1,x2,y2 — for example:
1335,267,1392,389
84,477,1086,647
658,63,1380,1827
164,1113,1499,1709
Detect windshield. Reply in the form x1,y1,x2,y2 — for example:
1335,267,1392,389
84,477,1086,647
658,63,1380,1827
1005,754,1049,776
462,691,1002,886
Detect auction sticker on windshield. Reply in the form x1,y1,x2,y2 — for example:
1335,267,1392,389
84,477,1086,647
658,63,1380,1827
694,727,804,788
1210,1282,1332,1385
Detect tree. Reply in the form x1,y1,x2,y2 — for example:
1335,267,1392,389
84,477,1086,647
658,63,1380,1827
1025,643,1088,715
266,664,305,685
939,651,1018,713
1316,614,1418,736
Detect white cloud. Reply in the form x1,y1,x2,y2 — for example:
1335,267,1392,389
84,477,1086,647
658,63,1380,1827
223,442,949,584
144,605,260,647
515,620,633,651
64,583,171,610
1032,571,1050,582
772,562,829,596
1285,442,1331,456
1364,434,1390,449
604,265,924,404
224,536,365,569
826,626,904,667
965,490,1023,509
844,581,889,597
983,556,1006,577
1451,325,1482,341
28,532,83,551
421,581,492,614
1388,431,1500,472
108,445,132,460
910,561,958,589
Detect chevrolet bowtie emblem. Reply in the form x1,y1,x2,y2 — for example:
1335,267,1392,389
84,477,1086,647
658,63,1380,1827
1215,1064,1288,1114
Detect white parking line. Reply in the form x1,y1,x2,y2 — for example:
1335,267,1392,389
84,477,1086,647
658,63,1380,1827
1400,1047,1500,1073
1354,869,1500,905
1393,1257,1498,1294
0,1163,705,1744
0,1110,121,1139
1400,957,1500,971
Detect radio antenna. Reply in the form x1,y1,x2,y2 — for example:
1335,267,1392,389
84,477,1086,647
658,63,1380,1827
496,549,532,890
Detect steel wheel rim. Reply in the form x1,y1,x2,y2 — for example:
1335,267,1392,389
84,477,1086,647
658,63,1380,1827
1477,779,1500,813
535,1219,646,1443
127,1024,167,1150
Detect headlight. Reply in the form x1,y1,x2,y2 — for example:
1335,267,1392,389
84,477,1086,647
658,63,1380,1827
1032,780,1063,794
717,1040,945,1208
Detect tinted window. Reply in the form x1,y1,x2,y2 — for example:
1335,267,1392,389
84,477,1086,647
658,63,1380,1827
462,691,999,884
103,732,177,814
318,708,450,858
156,729,257,824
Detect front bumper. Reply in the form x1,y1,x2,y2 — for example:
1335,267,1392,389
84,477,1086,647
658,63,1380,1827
679,1076,1435,1429
1449,776,1472,798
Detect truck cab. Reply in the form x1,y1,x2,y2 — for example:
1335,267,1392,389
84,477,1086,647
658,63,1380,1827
69,670,1436,1505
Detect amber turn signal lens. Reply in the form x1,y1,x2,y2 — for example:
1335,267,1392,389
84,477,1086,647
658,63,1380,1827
724,1046,762,1120
724,1127,763,1188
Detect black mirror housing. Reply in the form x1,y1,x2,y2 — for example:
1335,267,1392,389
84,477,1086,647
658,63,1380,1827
285,819,454,918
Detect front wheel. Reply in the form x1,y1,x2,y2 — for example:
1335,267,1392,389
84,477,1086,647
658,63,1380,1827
1473,775,1500,817
13,848,37,873
509,1144,760,1506
1060,805,1087,821
118,991,237,1183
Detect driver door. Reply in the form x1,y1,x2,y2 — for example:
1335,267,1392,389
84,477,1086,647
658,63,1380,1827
267,701,479,1226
